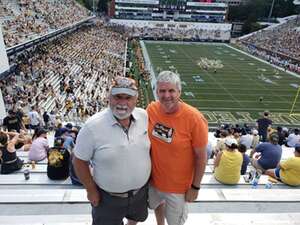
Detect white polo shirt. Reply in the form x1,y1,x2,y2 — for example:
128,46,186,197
74,107,151,193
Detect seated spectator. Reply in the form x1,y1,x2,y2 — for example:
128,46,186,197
250,132,282,173
213,130,229,156
265,144,300,186
63,128,77,151
15,130,32,152
2,109,25,132
0,131,23,174
239,128,253,150
54,123,63,138
214,138,243,184
286,128,300,147
28,128,49,162
67,128,82,186
277,126,286,146
238,144,250,175
206,140,213,160
47,137,70,180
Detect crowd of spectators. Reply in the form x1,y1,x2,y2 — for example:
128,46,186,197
210,122,300,186
129,26,226,41
1,22,126,124
0,0,91,47
239,16,300,74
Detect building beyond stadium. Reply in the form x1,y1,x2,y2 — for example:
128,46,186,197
109,0,229,23
109,0,232,42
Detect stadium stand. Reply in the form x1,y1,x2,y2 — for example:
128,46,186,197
238,16,300,74
1,1,300,224
1,23,126,122
0,0,91,47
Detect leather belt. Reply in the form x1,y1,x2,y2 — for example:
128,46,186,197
3,158,17,164
107,187,141,198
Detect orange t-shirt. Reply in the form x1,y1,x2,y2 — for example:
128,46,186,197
147,101,208,193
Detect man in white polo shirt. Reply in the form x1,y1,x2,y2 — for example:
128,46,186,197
73,76,151,225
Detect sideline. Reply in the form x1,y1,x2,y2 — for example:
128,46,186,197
225,44,300,79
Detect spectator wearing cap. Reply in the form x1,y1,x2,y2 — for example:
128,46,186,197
265,144,300,186
28,128,49,162
214,137,243,184
256,111,272,142
73,76,151,225
250,132,282,173
2,109,24,132
286,128,300,148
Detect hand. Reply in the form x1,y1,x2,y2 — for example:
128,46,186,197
185,188,199,202
87,189,101,207
20,129,27,135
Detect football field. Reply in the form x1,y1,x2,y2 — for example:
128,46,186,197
143,41,300,126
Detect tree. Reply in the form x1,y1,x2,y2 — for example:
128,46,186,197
228,0,296,22
98,0,109,13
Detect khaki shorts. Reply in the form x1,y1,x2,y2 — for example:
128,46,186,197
148,185,188,225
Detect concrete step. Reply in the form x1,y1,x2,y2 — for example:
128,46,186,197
1,213,300,225
0,173,294,188
1,188,300,204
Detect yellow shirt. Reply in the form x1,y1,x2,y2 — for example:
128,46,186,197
280,157,300,186
214,149,243,185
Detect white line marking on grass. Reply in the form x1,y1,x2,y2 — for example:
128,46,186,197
290,83,300,88
225,44,300,79
188,99,289,103
192,106,290,111
220,45,289,105
184,92,195,97
175,45,244,108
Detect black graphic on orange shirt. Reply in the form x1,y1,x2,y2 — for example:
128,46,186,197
152,123,174,143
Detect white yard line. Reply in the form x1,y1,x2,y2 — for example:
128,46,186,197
225,44,300,79
174,45,244,108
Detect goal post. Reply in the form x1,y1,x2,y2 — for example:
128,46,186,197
289,86,300,116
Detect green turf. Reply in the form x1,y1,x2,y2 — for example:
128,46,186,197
144,41,300,126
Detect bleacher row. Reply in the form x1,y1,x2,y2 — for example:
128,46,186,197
0,0,91,47
3,24,126,124
0,148,299,225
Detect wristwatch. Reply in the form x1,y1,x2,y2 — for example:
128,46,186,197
191,184,200,190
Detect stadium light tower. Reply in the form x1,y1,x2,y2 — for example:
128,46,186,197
268,0,276,21
93,0,95,15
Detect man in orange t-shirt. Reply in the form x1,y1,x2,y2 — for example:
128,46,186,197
147,71,208,225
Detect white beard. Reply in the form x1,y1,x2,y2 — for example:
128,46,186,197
111,105,133,120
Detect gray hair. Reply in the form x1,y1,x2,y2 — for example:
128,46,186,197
156,71,182,91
